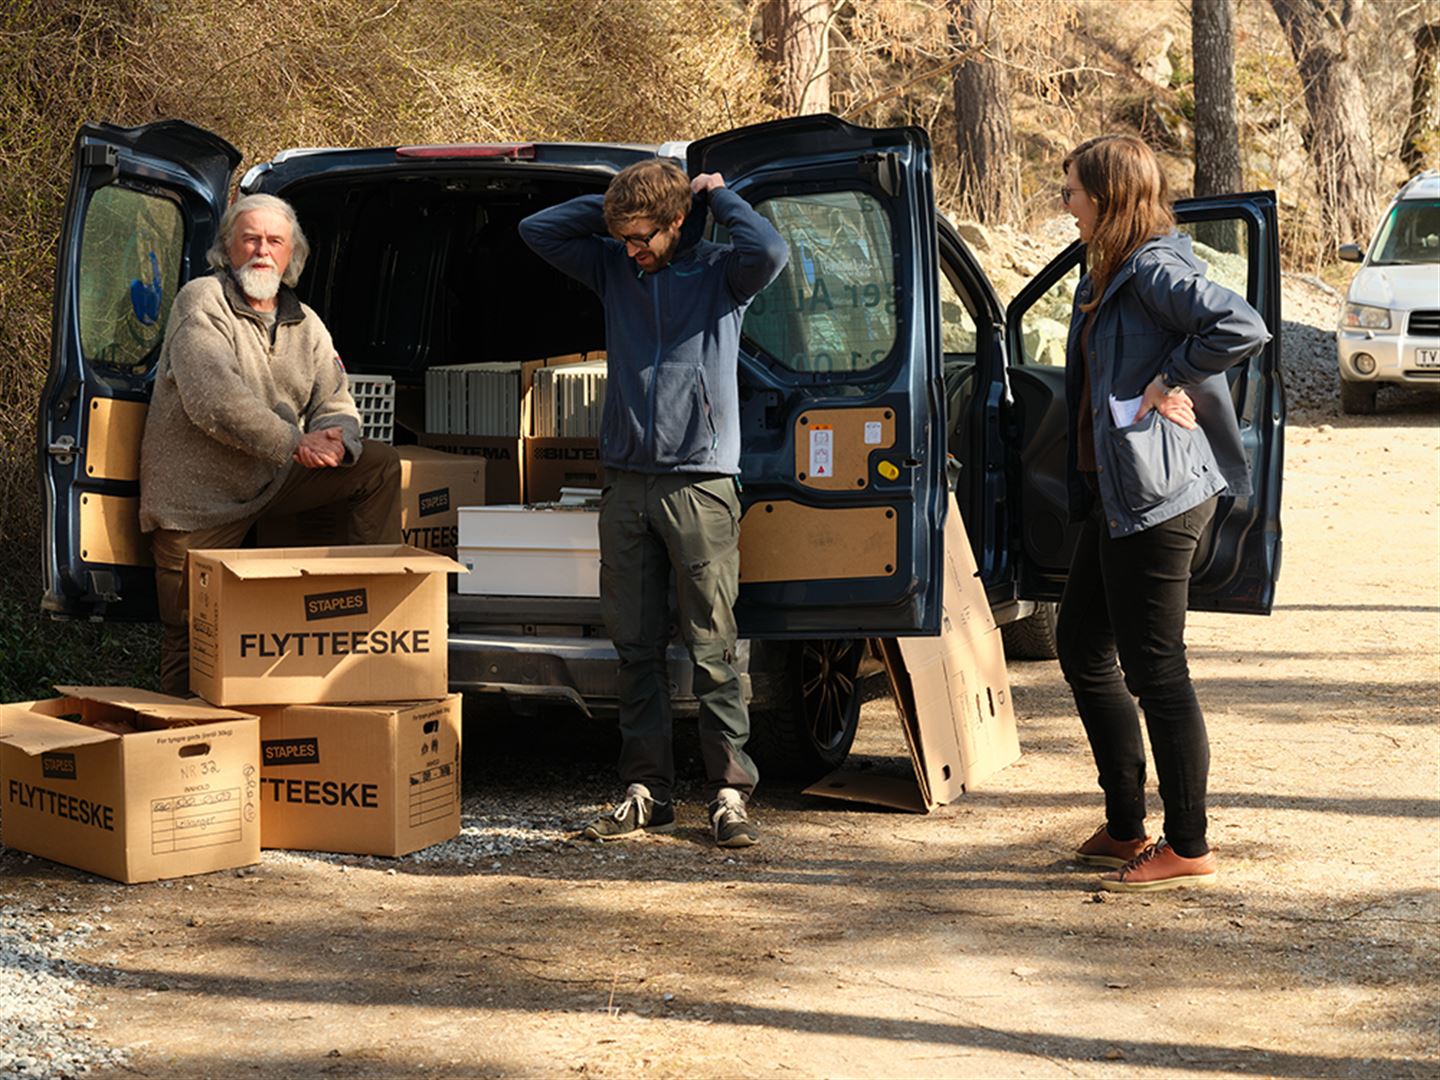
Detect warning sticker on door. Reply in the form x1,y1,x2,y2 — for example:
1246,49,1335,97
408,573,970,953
808,425,834,478
864,421,883,445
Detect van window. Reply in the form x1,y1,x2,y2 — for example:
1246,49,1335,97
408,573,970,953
940,269,978,356
741,192,898,375
1016,216,1253,367
78,185,184,372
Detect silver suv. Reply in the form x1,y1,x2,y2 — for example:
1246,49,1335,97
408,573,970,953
1336,171,1440,414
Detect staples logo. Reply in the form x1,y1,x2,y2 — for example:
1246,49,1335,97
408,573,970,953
418,487,451,517
303,588,368,621
41,752,77,781
262,737,320,767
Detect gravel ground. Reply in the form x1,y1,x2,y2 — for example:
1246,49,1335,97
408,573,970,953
0,886,130,1078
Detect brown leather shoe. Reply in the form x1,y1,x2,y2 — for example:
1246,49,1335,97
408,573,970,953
1074,824,1152,868
1099,840,1218,892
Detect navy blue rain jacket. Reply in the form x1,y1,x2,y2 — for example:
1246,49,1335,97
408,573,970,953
1067,232,1271,536
519,187,789,476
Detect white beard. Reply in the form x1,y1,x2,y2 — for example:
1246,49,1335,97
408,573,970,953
235,262,281,302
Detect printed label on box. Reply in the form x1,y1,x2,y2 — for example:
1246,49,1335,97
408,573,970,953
262,737,320,767
304,588,369,621
150,788,243,854
42,752,78,780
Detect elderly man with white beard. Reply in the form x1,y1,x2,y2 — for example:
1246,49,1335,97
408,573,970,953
138,193,401,695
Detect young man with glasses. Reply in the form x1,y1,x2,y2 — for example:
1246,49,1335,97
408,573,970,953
520,159,788,848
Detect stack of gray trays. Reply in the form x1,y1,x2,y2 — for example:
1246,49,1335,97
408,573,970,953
531,361,608,438
424,362,522,436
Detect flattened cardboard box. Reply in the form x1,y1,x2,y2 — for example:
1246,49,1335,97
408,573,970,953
0,687,260,884
188,544,464,706
254,695,461,856
804,508,1019,812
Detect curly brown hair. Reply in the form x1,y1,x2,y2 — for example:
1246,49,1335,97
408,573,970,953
1064,135,1176,312
604,158,691,232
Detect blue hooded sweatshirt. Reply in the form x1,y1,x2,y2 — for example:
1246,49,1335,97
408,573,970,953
519,186,789,476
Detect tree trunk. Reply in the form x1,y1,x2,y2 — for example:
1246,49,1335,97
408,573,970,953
1401,23,1440,174
760,0,831,116
1268,0,1378,250
1191,0,1243,252
949,0,1018,225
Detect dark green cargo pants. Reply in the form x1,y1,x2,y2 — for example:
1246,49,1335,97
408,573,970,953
598,469,757,804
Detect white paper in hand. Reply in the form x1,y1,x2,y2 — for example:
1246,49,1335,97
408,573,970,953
1109,394,1143,428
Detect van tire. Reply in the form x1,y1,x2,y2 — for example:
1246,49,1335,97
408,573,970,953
1001,601,1059,660
748,639,864,781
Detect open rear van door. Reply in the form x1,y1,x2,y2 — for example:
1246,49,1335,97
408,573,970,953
1002,192,1285,613
39,121,240,620
689,115,947,637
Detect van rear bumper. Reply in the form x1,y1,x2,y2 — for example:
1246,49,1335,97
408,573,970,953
447,633,754,718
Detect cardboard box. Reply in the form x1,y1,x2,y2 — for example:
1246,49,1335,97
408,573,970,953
524,436,603,503
254,695,461,856
417,433,522,505
804,508,1019,812
187,545,464,706
456,506,600,597
397,447,487,558
254,447,487,559
0,687,261,883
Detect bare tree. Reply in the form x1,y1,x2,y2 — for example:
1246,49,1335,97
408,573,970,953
949,0,1018,224
760,0,832,115
1192,0,1243,251
1268,0,1378,248
1402,23,1440,174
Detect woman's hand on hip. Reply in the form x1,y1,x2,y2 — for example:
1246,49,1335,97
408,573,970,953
1136,376,1197,429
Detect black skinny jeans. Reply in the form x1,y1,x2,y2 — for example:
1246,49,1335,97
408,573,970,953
1056,494,1219,858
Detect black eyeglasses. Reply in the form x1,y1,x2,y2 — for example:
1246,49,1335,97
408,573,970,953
617,226,663,249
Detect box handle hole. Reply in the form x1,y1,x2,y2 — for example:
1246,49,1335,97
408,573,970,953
179,743,211,758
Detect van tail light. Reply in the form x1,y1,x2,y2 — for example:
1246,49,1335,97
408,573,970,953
395,144,536,160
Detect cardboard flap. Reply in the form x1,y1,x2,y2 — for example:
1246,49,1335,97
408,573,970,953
0,704,119,755
803,769,929,813
203,545,466,579
53,685,256,725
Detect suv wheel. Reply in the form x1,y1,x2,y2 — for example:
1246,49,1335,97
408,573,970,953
1001,601,1059,660
1340,378,1377,415
748,639,865,780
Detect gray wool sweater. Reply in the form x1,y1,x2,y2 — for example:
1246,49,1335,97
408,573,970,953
138,273,362,533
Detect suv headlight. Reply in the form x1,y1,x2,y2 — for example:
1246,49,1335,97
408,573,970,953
1342,303,1393,331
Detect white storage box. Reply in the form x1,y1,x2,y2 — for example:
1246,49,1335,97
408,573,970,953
456,506,600,597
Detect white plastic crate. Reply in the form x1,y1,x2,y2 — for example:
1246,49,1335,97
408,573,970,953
456,506,600,597
347,373,395,444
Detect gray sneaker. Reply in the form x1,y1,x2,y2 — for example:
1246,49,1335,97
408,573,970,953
709,787,758,848
582,783,676,842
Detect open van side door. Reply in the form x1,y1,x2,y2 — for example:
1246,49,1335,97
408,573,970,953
689,115,947,637
39,121,241,620
999,192,1285,613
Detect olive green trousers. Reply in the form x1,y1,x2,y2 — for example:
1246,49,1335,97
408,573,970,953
599,469,757,803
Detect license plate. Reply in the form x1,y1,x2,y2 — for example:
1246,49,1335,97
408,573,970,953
1419,348,1440,367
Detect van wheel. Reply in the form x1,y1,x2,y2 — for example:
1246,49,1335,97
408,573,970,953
748,639,864,780
1340,379,1377,415
1001,601,1059,660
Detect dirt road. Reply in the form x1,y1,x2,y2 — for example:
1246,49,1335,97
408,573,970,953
4,359,1438,1077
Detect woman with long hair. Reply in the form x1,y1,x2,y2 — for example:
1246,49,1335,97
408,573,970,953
1058,135,1268,891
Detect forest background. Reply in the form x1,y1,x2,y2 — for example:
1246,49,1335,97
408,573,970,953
1,0,1437,698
